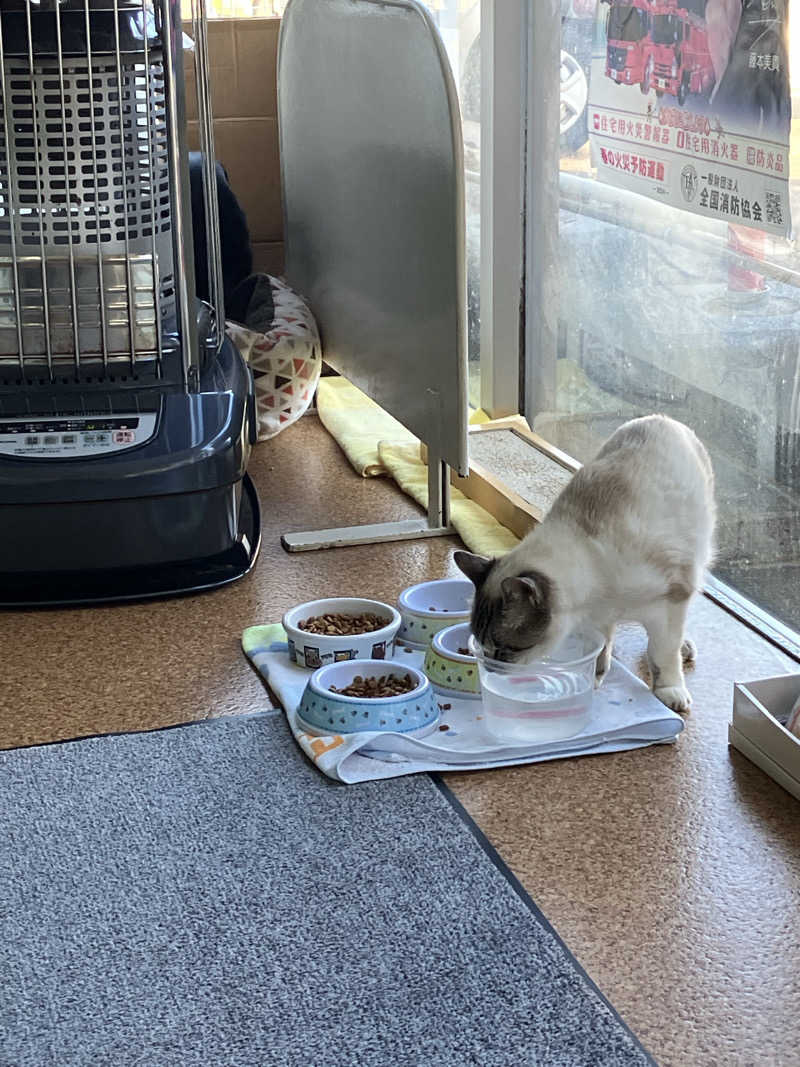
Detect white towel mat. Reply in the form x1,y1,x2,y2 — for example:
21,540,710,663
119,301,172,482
242,625,684,784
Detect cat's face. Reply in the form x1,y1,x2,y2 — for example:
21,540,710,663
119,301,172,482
454,551,563,663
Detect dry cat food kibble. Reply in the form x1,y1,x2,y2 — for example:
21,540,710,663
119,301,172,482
298,612,389,636
330,673,416,698
457,647,471,656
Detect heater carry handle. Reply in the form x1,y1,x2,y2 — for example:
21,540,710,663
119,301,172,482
189,0,225,350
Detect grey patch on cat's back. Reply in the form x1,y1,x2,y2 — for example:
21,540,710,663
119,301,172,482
596,418,651,457
549,465,632,538
548,416,675,537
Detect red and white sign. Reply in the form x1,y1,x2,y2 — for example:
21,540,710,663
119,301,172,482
589,0,791,236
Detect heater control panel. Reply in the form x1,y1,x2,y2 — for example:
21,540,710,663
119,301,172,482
0,414,157,458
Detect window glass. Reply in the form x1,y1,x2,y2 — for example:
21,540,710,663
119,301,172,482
186,1,286,15
538,0,800,633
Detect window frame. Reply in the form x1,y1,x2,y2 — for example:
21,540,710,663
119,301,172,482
478,0,526,418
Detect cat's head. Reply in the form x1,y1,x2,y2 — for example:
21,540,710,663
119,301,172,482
454,550,566,662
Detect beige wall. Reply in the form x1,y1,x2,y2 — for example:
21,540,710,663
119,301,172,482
185,18,284,276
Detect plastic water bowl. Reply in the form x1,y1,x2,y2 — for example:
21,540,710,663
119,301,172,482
297,660,439,736
423,622,480,698
471,628,605,743
397,578,473,648
282,597,401,669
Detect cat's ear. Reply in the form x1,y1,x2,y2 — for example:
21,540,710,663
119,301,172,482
453,550,493,588
501,575,547,610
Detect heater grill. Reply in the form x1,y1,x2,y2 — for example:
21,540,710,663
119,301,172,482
0,1,198,379
3,58,171,246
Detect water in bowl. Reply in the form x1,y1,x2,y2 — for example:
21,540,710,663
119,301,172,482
480,668,593,743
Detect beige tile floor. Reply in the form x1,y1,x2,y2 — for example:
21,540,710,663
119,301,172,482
2,414,799,1067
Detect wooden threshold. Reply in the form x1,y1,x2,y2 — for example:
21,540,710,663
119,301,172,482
469,419,581,474
450,457,541,540
420,417,582,542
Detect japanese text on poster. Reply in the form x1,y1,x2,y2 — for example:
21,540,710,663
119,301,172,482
588,0,791,236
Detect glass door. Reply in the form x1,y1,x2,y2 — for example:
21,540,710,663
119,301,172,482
526,0,800,643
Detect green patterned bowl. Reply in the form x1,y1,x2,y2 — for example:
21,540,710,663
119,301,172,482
423,622,480,699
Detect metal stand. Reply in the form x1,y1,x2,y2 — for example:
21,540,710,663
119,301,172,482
281,453,454,552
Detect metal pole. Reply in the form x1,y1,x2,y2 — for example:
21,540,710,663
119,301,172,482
0,15,25,371
161,0,200,385
113,0,137,370
192,0,225,343
85,0,110,369
141,0,164,371
24,0,53,378
54,0,81,372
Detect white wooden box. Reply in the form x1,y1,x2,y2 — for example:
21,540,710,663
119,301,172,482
730,674,800,801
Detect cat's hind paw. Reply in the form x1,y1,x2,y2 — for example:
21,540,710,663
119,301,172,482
681,638,697,666
654,684,692,713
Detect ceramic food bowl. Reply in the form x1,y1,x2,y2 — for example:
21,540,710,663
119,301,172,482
423,622,480,698
396,578,473,649
471,628,605,743
296,660,438,736
282,597,401,669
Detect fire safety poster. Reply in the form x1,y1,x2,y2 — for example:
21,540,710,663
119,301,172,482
587,0,792,236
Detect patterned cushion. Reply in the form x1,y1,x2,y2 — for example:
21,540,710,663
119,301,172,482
226,276,322,441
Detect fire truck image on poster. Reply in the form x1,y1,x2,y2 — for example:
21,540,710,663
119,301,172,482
648,1,715,104
604,0,652,91
590,0,791,236
603,0,713,102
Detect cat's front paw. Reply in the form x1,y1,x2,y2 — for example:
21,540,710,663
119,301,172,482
654,684,692,713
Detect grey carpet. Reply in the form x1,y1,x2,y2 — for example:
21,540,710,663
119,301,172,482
1,713,653,1067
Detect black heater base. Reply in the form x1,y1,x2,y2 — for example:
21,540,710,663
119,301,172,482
0,474,260,609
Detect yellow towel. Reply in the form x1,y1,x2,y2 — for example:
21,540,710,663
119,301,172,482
378,442,520,556
468,407,493,425
315,376,525,555
316,378,524,475
316,378,416,477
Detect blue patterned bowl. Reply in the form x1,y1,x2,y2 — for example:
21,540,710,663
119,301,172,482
297,660,438,736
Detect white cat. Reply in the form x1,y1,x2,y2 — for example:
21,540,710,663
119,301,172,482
455,415,715,712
